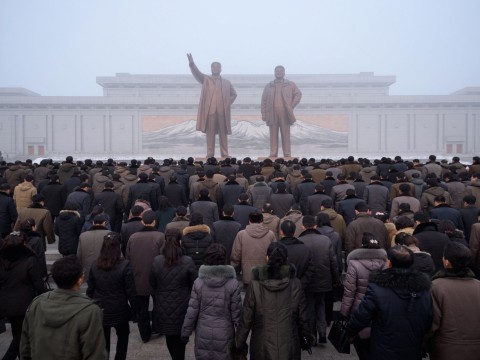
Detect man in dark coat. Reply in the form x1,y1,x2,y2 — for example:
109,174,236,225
337,189,366,225
294,173,316,214
65,183,93,218
120,205,144,256
127,173,157,212
429,195,464,231
363,175,390,214
232,193,257,230
459,195,479,242
63,169,83,196
306,184,331,216
345,202,388,254
298,215,339,344
40,174,67,222
346,246,432,360
219,175,244,210
413,212,451,271
164,175,188,208
269,182,296,218
0,183,17,239
126,210,164,343
278,220,314,290
212,204,241,262
94,181,124,233
248,176,272,211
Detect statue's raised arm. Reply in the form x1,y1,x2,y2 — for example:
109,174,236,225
187,53,205,84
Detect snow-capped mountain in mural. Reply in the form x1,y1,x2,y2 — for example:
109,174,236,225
143,119,347,149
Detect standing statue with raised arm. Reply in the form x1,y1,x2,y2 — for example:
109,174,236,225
187,53,237,158
261,65,302,158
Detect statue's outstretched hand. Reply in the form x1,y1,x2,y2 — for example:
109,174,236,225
187,53,194,64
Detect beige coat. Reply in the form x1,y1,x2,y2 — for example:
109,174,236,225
13,182,37,212
429,271,480,360
230,223,275,285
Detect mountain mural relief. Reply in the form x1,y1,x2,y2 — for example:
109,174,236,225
142,117,348,156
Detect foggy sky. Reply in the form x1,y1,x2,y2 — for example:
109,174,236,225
1,0,479,97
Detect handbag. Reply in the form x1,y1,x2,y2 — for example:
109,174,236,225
328,320,350,354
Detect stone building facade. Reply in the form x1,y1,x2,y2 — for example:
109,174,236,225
0,73,478,160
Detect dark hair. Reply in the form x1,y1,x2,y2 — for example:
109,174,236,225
404,234,419,247
394,216,414,230
142,210,157,225
32,194,45,204
203,243,227,265
51,255,84,289
249,211,263,224
222,204,234,217
19,218,36,233
302,215,316,228
63,202,78,211
463,195,477,205
276,182,287,193
394,231,410,245
96,232,122,271
413,212,429,223
90,205,104,217
316,212,331,227
158,196,172,211
280,220,296,237
262,203,274,214
176,206,188,217
434,195,446,203
131,205,144,217
443,242,472,270
355,202,369,213
93,214,107,225
437,219,463,238
198,188,210,200
399,183,410,193
266,242,289,279
387,245,414,269
361,232,381,249
163,228,183,267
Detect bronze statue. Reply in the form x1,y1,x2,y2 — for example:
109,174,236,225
261,65,302,158
187,53,237,158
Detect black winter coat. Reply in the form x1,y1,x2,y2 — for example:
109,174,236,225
298,229,340,292
182,225,212,269
149,255,197,335
413,222,451,271
94,189,124,232
40,182,67,217
212,218,241,262
87,259,137,326
55,210,84,256
278,236,314,290
65,189,93,217
0,245,46,317
0,192,17,237
346,268,433,360
25,231,48,278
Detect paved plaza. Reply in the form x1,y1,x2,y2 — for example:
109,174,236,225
0,319,358,359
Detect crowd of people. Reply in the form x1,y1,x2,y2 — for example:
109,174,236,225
1,153,480,359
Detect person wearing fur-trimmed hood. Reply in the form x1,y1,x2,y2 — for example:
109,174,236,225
181,243,242,360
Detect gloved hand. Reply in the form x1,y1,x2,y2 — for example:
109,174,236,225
180,336,189,344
